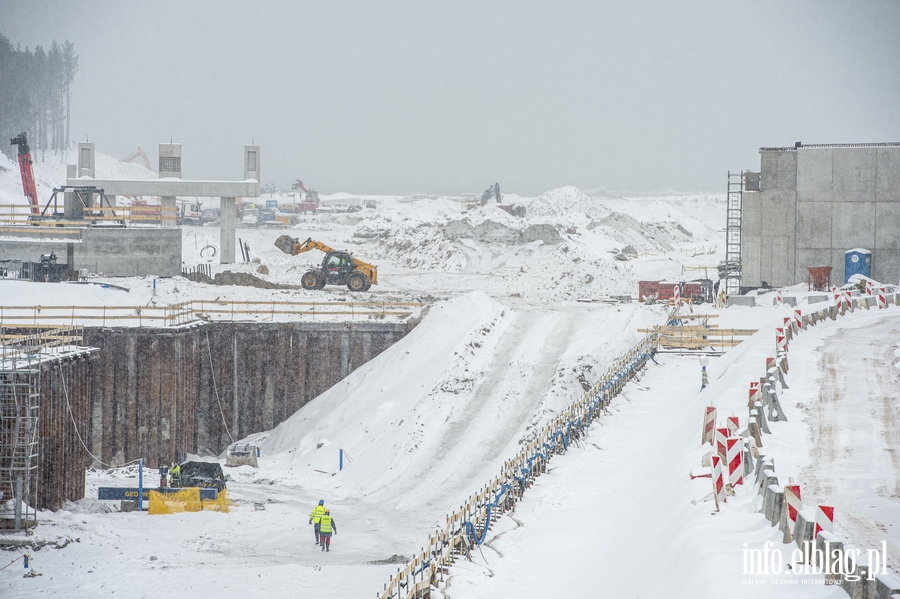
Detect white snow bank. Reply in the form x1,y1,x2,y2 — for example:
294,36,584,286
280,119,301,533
253,290,512,498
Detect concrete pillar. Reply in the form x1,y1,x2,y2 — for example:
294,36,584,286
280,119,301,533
244,145,260,181
220,197,235,263
161,196,177,227
158,143,182,178
64,164,79,219
77,142,95,178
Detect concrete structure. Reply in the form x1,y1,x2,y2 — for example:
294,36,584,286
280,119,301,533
2,227,183,276
66,142,261,266
741,143,900,288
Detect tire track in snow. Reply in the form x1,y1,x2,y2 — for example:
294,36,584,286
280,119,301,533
804,316,900,559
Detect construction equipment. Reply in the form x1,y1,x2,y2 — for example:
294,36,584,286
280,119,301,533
481,182,501,205
274,236,377,292
120,147,151,170
9,133,40,215
291,179,320,214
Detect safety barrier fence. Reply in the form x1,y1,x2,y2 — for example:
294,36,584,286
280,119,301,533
703,287,900,596
375,331,660,599
0,299,425,328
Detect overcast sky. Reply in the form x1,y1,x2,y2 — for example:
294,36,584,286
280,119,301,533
3,1,899,196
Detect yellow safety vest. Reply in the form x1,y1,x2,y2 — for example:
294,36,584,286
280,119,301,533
309,505,326,523
319,514,333,534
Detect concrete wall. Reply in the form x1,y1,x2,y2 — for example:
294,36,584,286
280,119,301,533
81,320,416,467
0,228,182,277
742,144,900,287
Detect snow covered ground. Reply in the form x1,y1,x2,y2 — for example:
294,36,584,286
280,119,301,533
0,152,897,598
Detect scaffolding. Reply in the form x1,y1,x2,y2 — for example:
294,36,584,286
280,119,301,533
0,325,88,531
724,172,744,296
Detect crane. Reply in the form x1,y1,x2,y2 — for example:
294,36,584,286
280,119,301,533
9,133,40,215
120,147,152,170
274,235,377,292
291,179,320,214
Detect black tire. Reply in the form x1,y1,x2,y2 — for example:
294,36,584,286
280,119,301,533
301,270,322,290
347,271,368,292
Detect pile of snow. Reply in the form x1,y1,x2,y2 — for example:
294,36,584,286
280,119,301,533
526,186,611,220
250,291,513,498
500,241,635,300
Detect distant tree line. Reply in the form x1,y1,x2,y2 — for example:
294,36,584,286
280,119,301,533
0,33,79,159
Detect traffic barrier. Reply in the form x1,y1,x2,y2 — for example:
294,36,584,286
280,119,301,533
763,484,783,525
748,416,763,447
776,289,783,306
816,530,844,585
793,308,803,331
783,484,802,542
793,508,816,553
766,387,787,422
748,381,760,408
776,328,787,352
673,284,680,305
878,287,887,309
701,406,716,445
726,437,744,487
758,468,778,496
711,454,725,509
814,505,834,538
726,415,739,436
715,426,730,462
753,400,771,434
866,280,874,295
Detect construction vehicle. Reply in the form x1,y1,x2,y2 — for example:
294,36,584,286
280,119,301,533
120,147,152,170
274,235,377,292
178,200,203,225
481,182,501,205
9,133,40,215
291,179,320,214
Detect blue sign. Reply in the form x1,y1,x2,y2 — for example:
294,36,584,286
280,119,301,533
98,487,218,501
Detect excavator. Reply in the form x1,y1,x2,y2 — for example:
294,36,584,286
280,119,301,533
291,179,320,214
275,236,377,292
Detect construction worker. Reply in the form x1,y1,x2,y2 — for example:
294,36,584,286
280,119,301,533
319,508,337,552
309,499,326,544
168,462,181,487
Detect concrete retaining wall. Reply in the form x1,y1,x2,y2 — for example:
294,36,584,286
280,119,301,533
0,228,182,277
80,320,415,468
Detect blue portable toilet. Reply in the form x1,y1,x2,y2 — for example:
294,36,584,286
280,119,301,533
844,248,872,283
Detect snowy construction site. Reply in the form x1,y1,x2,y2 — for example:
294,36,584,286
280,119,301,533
0,144,898,599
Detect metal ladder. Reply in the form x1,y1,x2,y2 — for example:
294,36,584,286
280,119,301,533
724,172,744,296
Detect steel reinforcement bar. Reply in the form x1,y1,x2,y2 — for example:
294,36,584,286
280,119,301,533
375,331,660,599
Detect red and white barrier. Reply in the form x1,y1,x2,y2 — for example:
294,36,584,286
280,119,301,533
793,308,803,331
715,426,730,462
673,284,680,305
776,289,783,306
866,280,874,296
878,287,887,309
814,504,834,538
726,437,744,486
776,328,787,352
701,406,716,445
784,484,802,540
726,415,740,436
747,381,759,407
711,454,725,508
840,290,852,313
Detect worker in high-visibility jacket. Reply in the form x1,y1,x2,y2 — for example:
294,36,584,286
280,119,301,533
309,499,326,544
319,508,337,552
